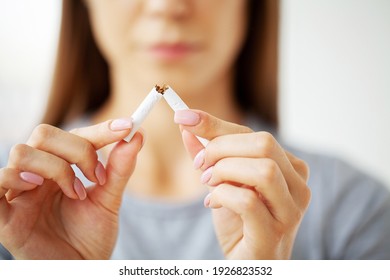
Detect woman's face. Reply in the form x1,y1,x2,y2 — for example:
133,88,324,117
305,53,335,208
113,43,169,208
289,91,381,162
85,0,248,93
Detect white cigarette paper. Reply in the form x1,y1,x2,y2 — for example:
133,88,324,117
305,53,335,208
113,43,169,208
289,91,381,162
123,87,162,142
163,86,209,147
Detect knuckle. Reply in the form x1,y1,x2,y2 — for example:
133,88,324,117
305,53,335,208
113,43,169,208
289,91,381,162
200,112,214,128
296,159,310,180
254,131,275,157
301,185,312,209
9,144,29,163
287,206,304,227
287,186,311,227
56,160,69,176
30,124,56,147
55,161,75,185
200,115,216,136
200,112,227,137
240,191,259,213
77,140,97,164
259,159,279,184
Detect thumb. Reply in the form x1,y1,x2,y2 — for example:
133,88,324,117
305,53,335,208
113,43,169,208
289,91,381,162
177,109,252,160
91,131,144,212
175,109,252,140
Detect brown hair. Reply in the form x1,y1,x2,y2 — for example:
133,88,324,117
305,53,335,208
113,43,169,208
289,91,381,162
43,0,279,127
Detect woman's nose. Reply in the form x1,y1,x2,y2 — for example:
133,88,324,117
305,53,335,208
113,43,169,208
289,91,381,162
144,0,191,19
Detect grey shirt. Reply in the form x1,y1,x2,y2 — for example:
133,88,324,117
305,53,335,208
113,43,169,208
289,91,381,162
1,117,390,259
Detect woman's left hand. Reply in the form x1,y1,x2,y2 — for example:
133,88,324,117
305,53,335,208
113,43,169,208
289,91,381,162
176,109,311,259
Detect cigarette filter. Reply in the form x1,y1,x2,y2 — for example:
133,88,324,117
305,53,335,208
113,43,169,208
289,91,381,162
163,86,209,147
123,87,162,142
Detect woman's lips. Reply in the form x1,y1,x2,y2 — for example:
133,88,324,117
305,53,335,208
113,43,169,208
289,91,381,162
148,43,199,60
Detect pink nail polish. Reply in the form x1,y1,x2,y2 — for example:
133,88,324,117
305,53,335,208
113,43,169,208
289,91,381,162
174,110,200,126
193,149,205,169
19,172,44,185
201,167,213,184
95,161,106,185
110,118,132,131
73,177,87,200
204,193,212,208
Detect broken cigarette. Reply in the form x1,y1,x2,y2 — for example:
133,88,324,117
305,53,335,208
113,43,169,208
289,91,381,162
123,86,163,142
124,84,209,147
163,86,209,147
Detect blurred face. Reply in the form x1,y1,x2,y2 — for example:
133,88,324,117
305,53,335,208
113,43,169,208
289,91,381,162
85,0,248,94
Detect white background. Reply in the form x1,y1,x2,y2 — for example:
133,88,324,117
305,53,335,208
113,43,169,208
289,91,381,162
0,0,389,188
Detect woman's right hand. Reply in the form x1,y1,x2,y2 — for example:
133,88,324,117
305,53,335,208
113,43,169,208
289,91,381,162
0,119,144,259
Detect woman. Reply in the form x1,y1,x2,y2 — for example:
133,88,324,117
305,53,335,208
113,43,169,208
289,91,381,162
1,0,389,259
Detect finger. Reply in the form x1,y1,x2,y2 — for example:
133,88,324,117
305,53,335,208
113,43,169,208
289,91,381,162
27,123,115,184
285,150,310,181
89,131,144,212
176,110,310,208
70,119,134,184
176,109,250,166
27,120,132,185
202,157,295,222
1,169,37,198
7,144,80,200
69,118,133,149
0,169,43,197
205,184,272,236
175,110,252,140
181,129,204,160
206,184,305,258
0,168,45,224
201,131,285,169
202,132,307,197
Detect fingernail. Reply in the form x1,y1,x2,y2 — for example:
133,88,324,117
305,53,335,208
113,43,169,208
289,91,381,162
19,172,44,185
73,177,87,200
110,118,132,131
200,167,213,184
204,193,212,208
95,161,106,185
193,149,205,169
174,110,200,126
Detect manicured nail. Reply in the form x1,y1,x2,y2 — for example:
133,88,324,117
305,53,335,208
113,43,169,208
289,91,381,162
19,172,44,185
95,161,106,185
193,149,205,169
174,110,200,126
73,177,87,200
200,167,213,184
110,118,132,131
204,193,212,208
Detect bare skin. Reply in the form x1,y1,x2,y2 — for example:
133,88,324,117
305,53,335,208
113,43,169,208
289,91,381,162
0,0,311,259
0,111,310,259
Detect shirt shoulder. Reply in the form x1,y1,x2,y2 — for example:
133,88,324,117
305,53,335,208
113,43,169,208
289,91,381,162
289,146,390,259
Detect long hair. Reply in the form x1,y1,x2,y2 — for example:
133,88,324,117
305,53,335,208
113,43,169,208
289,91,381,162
43,0,279,127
